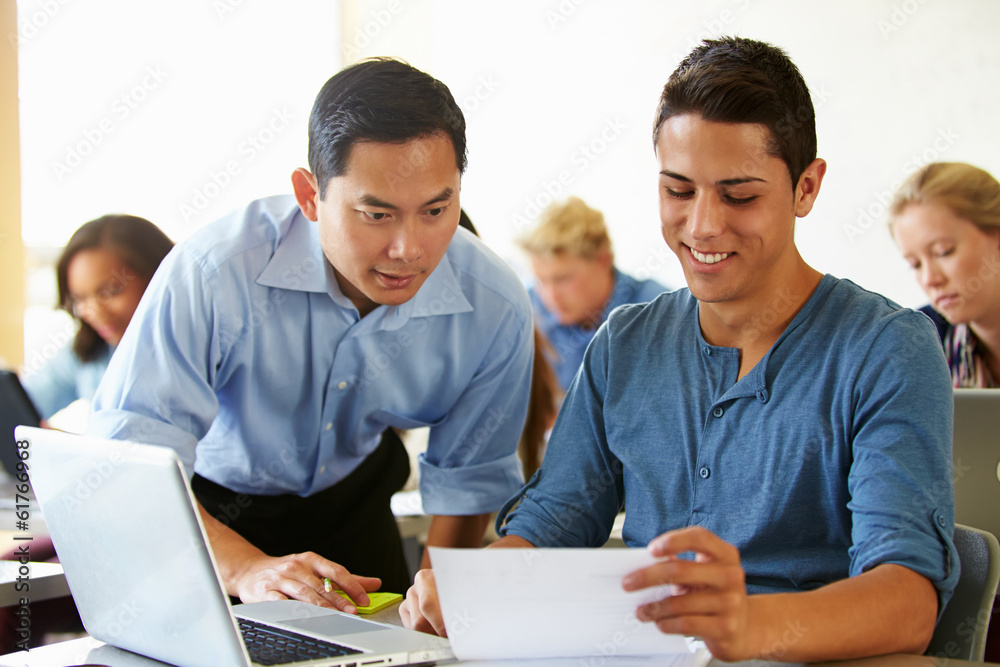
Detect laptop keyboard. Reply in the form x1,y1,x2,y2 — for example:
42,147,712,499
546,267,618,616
238,618,363,665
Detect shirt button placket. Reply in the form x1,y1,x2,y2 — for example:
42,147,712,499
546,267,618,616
702,404,722,483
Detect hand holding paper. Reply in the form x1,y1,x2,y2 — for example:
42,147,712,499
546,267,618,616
625,526,752,661
428,546,709,663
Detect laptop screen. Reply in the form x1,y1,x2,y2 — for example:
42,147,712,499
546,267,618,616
0,371,42,476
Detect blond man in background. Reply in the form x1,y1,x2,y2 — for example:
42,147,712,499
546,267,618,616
519,196,668,391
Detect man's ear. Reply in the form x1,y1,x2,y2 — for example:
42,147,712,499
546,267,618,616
595,248,614,271
291,167,320,221
794,158,827,218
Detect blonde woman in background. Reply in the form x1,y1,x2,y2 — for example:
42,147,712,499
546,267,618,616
891,162,1000,388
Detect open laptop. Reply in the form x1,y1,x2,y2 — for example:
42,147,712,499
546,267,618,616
952,389,1000,542
17,425,452,667
0,371,42,475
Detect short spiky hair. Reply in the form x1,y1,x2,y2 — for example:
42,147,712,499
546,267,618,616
308,57,467,198
517,196,612,260
653,36,816,188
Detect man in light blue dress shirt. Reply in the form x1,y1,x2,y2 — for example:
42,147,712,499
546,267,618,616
401,37,957,661
90,59,533,609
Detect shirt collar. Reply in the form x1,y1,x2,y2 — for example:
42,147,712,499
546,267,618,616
256,208,329,293
400,252,473,320
706,274,835,404
346,253,474,332
256,210,473,328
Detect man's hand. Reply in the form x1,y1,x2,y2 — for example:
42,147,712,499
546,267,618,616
399,568,447,636
232,551,383,613
623,526,756,661
625,526,939,661
197,502,380,613
401,533,534,635
401,511,491,628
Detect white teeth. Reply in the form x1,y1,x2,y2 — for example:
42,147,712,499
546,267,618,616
691,249,729,264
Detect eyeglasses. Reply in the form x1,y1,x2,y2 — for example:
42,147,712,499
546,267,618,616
68,278,131,318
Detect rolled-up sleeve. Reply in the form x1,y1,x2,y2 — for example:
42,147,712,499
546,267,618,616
419,305,533,516
496,318,623,547
847,310,959,615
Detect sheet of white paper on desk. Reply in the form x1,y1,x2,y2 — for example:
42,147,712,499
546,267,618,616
457,657,707,667
429,547,709,663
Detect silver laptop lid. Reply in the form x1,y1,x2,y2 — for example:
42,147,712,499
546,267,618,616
20,426,250,667
952,389,1000,541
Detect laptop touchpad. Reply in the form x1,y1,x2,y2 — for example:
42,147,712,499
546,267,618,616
283,614,384,636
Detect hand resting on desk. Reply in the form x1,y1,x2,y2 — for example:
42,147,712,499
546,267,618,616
400,533,532,636
197,502,381,614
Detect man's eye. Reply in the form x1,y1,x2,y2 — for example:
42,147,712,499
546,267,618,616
427,207,445,217
724,195,758,206
364,211,388,221
665,188,693,200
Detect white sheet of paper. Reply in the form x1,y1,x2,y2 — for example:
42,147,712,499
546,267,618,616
429,547,710,663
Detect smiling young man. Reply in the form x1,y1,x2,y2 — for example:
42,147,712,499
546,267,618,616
89,58,533,610
401,38,958,661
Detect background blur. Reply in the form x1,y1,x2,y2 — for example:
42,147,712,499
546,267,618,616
6,0,1000,370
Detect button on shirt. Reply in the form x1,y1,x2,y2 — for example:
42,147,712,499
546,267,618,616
530,269,667,391
499,275,959,609
90,195,533,515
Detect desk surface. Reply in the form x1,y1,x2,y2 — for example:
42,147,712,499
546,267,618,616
0,601,997,667
0,561,68,608
1,634,997,667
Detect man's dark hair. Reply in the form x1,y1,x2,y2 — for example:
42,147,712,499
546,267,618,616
308,57,467,198
653,36,816,188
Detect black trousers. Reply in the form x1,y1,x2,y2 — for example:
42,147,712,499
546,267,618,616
192,429,412,594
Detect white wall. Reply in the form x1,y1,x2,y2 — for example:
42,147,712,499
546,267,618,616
18,0,1000,323
16,0,342,370
17,0,340,247
342,0,1000,309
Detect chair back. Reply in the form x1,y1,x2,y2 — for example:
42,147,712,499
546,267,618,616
926,524,1000,661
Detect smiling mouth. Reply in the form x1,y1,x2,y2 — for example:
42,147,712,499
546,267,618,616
689,247,731,265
